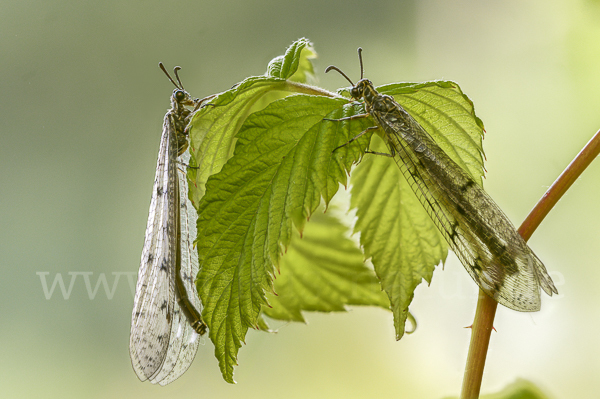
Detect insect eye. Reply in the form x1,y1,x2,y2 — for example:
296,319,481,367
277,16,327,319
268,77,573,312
351,87,361,98
175,90,186,101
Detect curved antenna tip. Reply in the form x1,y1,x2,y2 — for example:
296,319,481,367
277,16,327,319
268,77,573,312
173,66,185,90
324,65,355,86
158,62,182,90
357,48,364,79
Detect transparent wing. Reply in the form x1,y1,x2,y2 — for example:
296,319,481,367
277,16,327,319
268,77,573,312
153,150,203,386
130,114,179,381
377,105,557,311
149,301,186,384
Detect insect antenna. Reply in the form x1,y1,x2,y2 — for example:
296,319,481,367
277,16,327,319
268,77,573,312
325,65,355,86
158,62,183,90
357,47,364,79
325,47,366,85
173,66,186,91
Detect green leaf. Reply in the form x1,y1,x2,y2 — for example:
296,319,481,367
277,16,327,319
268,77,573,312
187,38,320,208
189,38,485,381
263,209,390,323
187,38,360,383
194,94,373,382
350,81,486,339
266,37,315,81
351,136,447,340
379,81,485,185
255,314,273,332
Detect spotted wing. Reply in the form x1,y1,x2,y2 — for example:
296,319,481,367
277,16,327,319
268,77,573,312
152,150,203,386
376,104,557,311
130,112,179,381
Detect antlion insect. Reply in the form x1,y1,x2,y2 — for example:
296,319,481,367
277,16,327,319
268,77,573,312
130,64,211,385
325,48,557,311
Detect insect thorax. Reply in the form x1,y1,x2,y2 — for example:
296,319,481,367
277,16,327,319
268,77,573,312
170,90,197,156
353,79,399,116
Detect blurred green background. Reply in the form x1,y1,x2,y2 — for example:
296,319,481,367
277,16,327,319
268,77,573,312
2,0,599,398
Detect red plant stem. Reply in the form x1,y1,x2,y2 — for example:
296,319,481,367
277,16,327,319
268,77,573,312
519,129,600,241
460,129,600,399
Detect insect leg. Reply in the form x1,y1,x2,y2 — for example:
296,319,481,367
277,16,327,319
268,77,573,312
333,125,379,152
177,159,199,172
365,150,394,157
365,139,396,158
323,113,370,122
193,93,218,111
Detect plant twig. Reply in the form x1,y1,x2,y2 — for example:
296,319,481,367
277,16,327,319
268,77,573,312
460,292,497,398
460,129,600,399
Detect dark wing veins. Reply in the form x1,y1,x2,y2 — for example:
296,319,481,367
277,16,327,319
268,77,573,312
368,93,556,311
